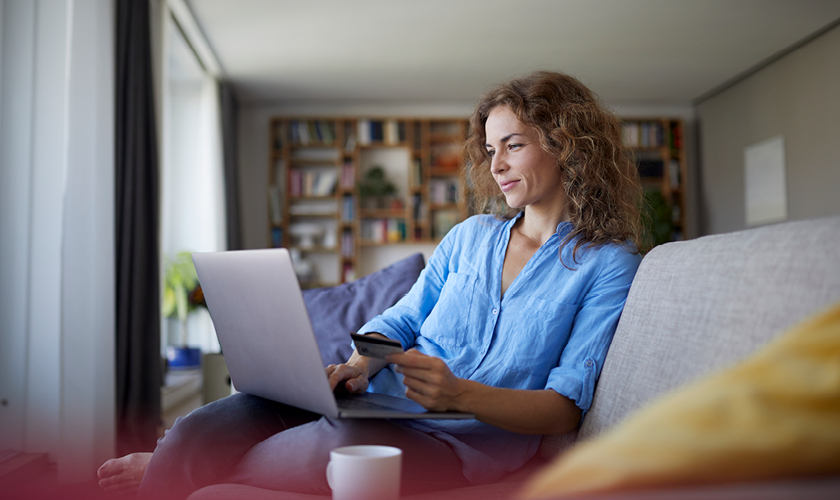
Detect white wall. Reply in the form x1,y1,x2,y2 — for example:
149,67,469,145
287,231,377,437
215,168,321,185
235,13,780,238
697,24,840,235
0,0,115,482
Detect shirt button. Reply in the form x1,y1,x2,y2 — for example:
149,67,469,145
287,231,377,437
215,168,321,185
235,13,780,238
492,308,498,315
585,360,594,367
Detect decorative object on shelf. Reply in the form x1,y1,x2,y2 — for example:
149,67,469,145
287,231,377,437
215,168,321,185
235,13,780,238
289,248,316,287
166,345,202,371
289,222,326,249
358,166,397,209
162,251,207,370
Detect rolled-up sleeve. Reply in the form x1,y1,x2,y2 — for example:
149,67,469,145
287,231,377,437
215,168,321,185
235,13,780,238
544,248,641,414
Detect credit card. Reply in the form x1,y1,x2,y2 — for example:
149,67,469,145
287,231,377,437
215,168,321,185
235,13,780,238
350,333,404,359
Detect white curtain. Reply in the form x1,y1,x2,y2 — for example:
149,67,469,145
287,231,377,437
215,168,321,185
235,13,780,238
0,0,115,482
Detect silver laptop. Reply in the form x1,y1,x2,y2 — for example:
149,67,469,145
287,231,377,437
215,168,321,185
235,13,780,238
192,248,473,419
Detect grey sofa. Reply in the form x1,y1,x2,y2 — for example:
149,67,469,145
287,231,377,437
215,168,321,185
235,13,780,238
190,215,840,500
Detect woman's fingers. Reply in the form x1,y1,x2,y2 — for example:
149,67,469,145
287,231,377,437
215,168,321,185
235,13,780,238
389,350,463,411
326,363,368,392
397,365,444,385
386,349,434,367
327,364,354,391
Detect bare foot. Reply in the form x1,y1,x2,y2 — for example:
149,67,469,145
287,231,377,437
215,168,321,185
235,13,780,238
97,452,153,495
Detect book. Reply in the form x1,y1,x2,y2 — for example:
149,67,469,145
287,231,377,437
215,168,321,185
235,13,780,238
268,185,283,224
341,160,355,189
358,119,371,146
342,195,355,221
345,132,357,153
384,119,399,145
341,230,355,257
370,120,384,142
669,159,681,189
412,158,423,186
312,170,337,196
342,262,355,283
429,179,458,204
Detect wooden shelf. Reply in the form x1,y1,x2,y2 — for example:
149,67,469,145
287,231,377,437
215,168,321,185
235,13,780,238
359,209,407,218
287,212,338,218
289,195,337,201
428,167,460,176
296,246,339,253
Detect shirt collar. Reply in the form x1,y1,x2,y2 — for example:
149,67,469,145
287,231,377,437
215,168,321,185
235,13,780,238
509,211,574,239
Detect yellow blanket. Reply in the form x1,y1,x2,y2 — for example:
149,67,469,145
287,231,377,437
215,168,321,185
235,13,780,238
522,302,840,498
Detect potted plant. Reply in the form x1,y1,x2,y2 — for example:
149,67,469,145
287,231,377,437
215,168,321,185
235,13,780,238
162,251,206,369
358,166,397,209
642,189,674,250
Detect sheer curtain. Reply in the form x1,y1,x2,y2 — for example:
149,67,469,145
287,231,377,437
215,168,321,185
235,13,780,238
1,0,116,479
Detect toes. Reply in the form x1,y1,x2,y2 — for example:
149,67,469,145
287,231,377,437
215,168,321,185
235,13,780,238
97,458,123,479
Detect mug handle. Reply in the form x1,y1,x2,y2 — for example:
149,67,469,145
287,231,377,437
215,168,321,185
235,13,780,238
326,461,333,489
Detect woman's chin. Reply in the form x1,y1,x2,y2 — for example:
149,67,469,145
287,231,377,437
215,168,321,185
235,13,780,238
503,195,525,210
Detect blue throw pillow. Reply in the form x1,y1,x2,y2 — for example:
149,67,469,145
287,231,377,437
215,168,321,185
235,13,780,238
301,253,425,366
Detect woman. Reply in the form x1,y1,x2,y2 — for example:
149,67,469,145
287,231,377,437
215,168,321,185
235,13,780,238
99,70,644,498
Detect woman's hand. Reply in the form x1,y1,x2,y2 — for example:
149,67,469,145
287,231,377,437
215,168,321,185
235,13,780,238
325,363,369,393
327,333,393,394
387,349,466,412
388,349,581,434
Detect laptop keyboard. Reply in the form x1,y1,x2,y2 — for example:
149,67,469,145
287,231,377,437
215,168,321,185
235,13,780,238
335,394,401,411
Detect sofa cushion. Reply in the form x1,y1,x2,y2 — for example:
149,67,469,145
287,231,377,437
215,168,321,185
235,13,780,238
576,215,840,442
521,301,840,498
303,253,425,366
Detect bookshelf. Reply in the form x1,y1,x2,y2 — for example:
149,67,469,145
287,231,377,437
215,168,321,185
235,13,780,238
267,116,687,286
621,118,687,242
268,117,469,288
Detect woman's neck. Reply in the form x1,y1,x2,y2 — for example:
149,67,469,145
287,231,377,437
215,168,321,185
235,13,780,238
517,205,568,247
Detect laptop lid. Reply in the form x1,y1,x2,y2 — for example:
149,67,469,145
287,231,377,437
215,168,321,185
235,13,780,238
193,248,341,418
193,248,473,420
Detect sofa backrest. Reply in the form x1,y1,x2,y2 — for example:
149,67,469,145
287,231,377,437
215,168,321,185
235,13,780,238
579,215,840,441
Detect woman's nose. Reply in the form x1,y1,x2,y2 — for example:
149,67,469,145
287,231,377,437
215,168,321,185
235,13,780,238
491,153,507,174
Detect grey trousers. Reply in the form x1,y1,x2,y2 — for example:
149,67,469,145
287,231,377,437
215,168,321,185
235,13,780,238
138,393,469,500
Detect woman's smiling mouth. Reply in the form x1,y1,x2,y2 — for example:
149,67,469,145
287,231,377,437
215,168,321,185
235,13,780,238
500,180,519,192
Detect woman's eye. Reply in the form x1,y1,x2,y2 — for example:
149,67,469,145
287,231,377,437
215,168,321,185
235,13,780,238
486,149,495,158
508,143,523,150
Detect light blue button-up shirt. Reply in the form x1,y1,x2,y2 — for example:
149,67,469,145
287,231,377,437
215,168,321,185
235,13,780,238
358,213,641,483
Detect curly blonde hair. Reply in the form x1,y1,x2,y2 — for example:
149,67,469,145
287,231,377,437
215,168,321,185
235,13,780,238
464,71,645,260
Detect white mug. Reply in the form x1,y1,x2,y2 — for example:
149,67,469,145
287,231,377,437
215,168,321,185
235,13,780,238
326,445,402,500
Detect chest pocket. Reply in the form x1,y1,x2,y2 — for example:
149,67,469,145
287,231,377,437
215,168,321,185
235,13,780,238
421,271,476,347
506,297,578,374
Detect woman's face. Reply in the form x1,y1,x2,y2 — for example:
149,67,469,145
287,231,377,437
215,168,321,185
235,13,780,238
484,106,566,213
